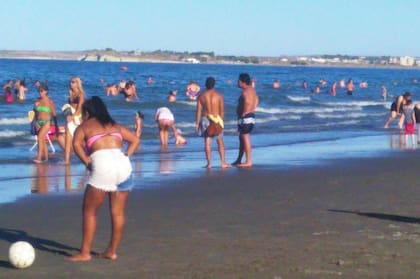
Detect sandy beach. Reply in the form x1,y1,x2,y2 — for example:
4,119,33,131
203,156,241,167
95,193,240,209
0,153,419,279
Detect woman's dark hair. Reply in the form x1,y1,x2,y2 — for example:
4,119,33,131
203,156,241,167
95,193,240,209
136,111,144,119
82,96,116,126
38,81,48,93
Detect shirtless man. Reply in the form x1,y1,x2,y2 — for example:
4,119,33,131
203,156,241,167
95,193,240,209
346,78,354,95
232,73,259,167
195,77,229,168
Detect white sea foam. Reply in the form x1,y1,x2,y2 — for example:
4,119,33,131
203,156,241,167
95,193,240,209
286,95,311,102
177,100,197,107
0,131,27,138
0,117,29,125
282,119,360,129
256,107,287,114
315,112,367,119
174,121,195,128
256,105,360,115
323,120,360,126
318,100,386,107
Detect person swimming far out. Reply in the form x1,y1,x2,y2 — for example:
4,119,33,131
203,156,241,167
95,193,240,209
272,80,280,89
167,90,177,103
346,78,354,95
14,79,27,100
147,76,155,85
122,80,138,102
186,81,200,100
4,86,14,103
330,82,337,96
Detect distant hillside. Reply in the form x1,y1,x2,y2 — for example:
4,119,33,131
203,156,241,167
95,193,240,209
0,49,261,64
0,49,416,68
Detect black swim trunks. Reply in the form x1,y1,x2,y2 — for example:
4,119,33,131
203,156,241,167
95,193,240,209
390,101,397,112
238,113,255,134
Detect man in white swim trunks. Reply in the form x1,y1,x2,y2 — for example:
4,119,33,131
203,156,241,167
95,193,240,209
232,73,259,167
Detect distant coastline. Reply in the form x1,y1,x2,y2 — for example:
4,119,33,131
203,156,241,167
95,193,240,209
1,49,419,69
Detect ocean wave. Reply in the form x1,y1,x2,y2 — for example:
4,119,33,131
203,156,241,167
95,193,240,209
176,100,197,107
258,115,302,123
315,112,367,119
257,106,361,115
0,131,27,138
282,119,360,129
173,121,195,128
0,117,29,125
317,100,387,107
286,95,311,102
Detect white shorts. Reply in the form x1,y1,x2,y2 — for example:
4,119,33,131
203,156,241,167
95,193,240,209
87,149,133,192
67,121,78,137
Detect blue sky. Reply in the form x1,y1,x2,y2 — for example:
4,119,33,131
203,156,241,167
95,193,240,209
1,0,419,57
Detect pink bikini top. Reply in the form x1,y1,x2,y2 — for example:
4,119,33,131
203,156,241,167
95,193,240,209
86,132,123,150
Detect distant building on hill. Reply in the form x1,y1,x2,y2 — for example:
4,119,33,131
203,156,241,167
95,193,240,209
185,57,200,64
400,56,415,66
389,57,400,64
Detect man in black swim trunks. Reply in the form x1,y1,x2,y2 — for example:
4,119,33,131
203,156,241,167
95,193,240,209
232,73,259,167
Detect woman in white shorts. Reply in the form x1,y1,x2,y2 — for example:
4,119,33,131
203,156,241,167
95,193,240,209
155,106,187,145
69,96,139,261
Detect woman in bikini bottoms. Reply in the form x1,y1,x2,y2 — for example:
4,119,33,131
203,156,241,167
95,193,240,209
33,83,58,163
59,77,86,164
69,96,139,261
154,106,187,145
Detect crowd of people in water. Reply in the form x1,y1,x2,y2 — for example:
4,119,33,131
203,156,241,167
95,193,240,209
3,72,420,160
2,73,260,167
4,71,420,261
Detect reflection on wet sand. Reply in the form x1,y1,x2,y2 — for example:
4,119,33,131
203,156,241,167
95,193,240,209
159,146,174,174
31,164,49,193
31,163,87,194
390,133,417,150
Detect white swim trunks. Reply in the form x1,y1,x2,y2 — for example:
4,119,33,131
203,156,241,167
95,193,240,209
87,149,133,192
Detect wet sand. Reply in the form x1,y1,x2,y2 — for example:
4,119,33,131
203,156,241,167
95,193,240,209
0,154,419,278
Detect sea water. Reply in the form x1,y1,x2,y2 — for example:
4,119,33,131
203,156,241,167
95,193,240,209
1,59,419,203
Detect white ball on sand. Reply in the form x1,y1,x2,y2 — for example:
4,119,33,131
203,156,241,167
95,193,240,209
8,241,35,269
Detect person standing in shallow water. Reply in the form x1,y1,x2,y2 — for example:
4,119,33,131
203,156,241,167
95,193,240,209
58,77,86,164
346,78,354,95
195,77,230,169
232,73,259,167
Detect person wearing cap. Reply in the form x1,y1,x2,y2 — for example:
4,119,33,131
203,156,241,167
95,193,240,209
384,92,411,129
134,111,144,138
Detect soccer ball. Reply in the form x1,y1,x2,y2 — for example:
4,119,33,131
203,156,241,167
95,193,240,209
8,241,35,268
